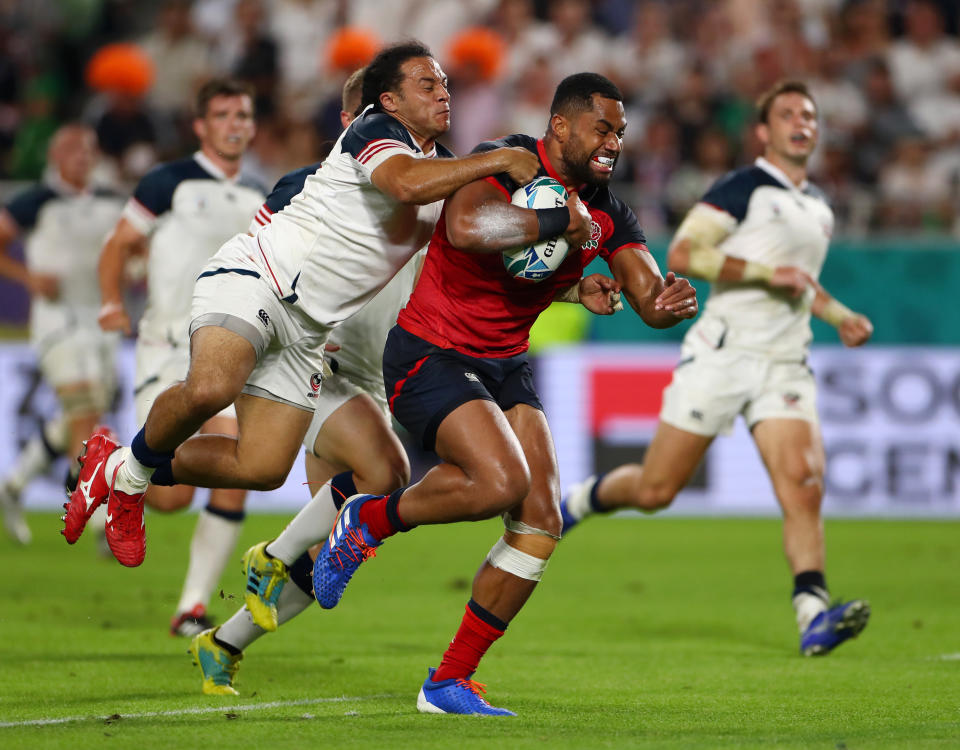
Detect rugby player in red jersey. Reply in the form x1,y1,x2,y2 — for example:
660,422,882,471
313,72,698,715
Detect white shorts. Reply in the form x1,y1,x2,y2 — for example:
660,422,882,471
302,372,389,456
134,337,236,425
659,343,818,436
37,327,118,391
190,249,329,412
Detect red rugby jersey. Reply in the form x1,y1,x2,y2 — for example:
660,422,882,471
398,134,648,357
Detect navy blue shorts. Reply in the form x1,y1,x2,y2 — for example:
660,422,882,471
382,325,543,451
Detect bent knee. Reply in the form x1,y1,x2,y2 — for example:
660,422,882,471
471,462,531,519
182,379,238,416
241,466,290,492
635,482,679,511
355,451,410,495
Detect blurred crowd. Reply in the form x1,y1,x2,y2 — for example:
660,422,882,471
1,0,959,238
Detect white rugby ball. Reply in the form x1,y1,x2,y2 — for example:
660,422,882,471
502,177,570,282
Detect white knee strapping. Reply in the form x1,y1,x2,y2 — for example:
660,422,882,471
42,416,70,454
502,512,561,541
59,382,112,419
486,537,549,581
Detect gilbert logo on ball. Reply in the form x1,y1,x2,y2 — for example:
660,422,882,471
503,177,571,282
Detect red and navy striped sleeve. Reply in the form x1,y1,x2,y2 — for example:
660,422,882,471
341,110,417,176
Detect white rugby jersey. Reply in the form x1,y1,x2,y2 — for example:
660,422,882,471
685,156,834,358
241,107,452,330
122,151,265,346
6,177,124,348
250,160,423,390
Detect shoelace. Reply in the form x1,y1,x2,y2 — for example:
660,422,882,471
455,678,491,702
331,527,377,569
111,499,144,534
254,558,286,599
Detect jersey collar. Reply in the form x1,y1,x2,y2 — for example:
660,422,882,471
536,139,584,192
755,156,807,192
194,150,239,182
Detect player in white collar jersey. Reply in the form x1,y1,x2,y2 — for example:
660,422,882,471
91,79,264,635
65,41,540,568
0,124,123,544
560,80,875,657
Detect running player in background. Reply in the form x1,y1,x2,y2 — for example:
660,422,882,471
94,78,264,635
63,42,540,572
559,80,873,657
310,73,697,716
0,124,123,545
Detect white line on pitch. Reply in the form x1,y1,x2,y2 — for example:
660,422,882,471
0,693,398,729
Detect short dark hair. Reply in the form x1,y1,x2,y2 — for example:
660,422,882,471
342,67,366,116
756,80,816,124
361,40,433,112
195,78,255,118
550,73,622,117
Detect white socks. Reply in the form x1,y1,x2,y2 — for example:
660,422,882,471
106,447,152,495
216,582,313,651
265,483,340,565
563,475,598,523
793,590,829,632
175,508,244,615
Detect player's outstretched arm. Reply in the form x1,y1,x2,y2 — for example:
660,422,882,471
370,146,539,206
611,247,698,329
98,216,146,335
668,203,810,298
808,279,873,347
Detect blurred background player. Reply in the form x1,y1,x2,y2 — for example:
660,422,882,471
63,42,540,571
311,73,697,715
559,80,874,657
94,78,264,635
0,124,123,545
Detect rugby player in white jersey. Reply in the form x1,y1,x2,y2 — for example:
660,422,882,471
92,79,265,635
0,124,123,545
63,42,540,569
185,69,412,692
559,80,875,657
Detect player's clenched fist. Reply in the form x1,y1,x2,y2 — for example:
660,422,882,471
498,146,541,186
654,272,698,319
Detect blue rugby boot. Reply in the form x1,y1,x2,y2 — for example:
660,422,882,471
416,668,516,716
800,599,871,656
312,494,381,609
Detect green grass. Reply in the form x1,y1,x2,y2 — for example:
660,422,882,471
0,513,957,748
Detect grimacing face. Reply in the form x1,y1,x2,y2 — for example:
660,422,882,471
560,95,625,186
388,56,451,141
196,94,256,161
759,92,818,164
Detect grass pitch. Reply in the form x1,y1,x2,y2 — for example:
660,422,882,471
0,512,957,748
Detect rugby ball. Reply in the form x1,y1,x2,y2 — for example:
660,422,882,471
502,177,570,282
